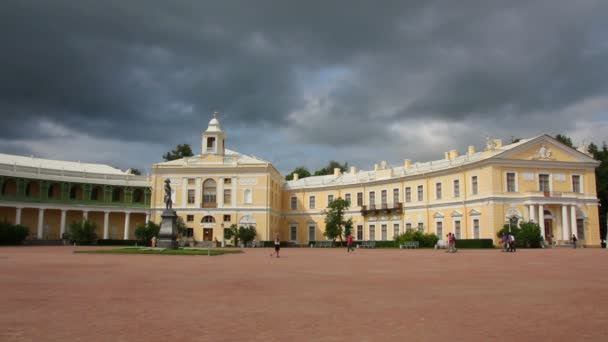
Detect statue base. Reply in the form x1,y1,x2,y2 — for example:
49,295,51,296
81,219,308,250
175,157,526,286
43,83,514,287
158,209,179,250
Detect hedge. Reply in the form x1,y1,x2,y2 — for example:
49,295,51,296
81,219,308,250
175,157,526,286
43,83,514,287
97,239,140,246
0,221,29,245
455,239,494,248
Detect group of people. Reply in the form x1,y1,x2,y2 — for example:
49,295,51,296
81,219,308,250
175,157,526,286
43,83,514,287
445,232,457,253
501,233,517,252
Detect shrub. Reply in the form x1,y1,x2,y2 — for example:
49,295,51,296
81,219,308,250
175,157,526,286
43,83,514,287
97,239,139,246
374,240,398,248
0,220,29,245
238,226,257,246
68,220,98,245
134,221,160,246
518,221,542,248
455,239,494,248
395,229,439,248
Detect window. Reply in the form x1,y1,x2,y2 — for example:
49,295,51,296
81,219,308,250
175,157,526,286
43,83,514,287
187,178,195,185
417,222,424,232
417,185,423,201
406,223,412,231
206,137,215,152
290,196,297,210
472,176,478,195
187,189,195,204
381,190,387,205
473,219,480,239
308,226,316,241
393,188,399,203
133,189,143,203
357,225,363,240
357,192,363,206
369,225,376,241
203,179,217,205
381,224,387,240
369,192,376,206
539,174,550,192
436,221,443,238
328,195,334,205
186,215,194,222
572,175,581,193
112,188,123,202
290,225,297,241
393,224,399,237
405,187,412,203
453,180,460,198
454,220,461,239
345,193,351,205
223,215,231,222
435,183,442,200
224,178,231,184
202,216,215,223
222,188,231,204
576,219,585,239
506,173,516,192
91,186,101,201
244,189,253,204
186,228,194,237
309,196,316,209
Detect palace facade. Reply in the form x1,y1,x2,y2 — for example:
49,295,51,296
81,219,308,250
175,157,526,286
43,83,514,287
0,115,602,246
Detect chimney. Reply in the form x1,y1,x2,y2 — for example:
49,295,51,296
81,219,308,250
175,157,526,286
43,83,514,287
468,145,476,155
444,152,450,160
334,168,341,176
350,166,357,174
404,159,411,169
493,139,503,148
293,173,299,181
374,163,379,171
449,150,458,160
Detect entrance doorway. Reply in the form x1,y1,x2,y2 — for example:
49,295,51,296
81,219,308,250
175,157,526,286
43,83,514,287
203,228,213,241
544,219,553,244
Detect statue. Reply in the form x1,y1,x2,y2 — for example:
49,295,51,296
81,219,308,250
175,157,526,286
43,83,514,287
163,178,173,210
537,144,552,159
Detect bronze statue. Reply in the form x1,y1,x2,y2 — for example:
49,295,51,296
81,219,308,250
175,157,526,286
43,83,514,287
164,178,173,210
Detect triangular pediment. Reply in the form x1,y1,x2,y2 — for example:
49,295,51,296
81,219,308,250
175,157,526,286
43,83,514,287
433,212,444,219
495,135,597,163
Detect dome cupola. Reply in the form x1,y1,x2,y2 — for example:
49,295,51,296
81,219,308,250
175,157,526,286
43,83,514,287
201,112,226,156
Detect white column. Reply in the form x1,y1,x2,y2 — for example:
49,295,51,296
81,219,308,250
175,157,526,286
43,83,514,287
15,207,22,225
562,205,569,241
103,211,110,239
538,204,545,240
529,204,535,223
195,178,202,207
145,213,150,224
570,205,577,239
123,212,131,240
37,208,45,239
182,178,187,207
83,210,89,221
231,177,237,207
60,210,67,236
218,177,224,208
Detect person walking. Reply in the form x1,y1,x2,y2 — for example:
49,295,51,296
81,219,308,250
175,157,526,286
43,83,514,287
270,234,281,258
508,233,516,252
572,234,578,249
502,234,509,252
449,232,457,253
346,234,354,253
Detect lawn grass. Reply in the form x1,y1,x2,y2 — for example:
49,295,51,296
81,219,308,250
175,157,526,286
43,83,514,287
74,247,243,256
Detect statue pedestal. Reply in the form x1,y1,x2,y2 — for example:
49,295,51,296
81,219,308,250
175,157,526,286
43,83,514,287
158,209,179,249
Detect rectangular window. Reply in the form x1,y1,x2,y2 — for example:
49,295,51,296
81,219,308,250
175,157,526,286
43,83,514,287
473,219,480,239
572,175,581,193
308,226,316,241
290,226,297,241
381,190,387,205
357,192,363,206
393,224,399,237
435,183,442,200
436,221,443,238
328,195,334,205
455,220,461,239
418,222,424,232
345,193,351,205
393,188,399,203
369,225,376,241
224,178,231,184
357,225,363,240
406,223,412,231
186,215,194,222
187,189,195,204
539,174,550,192
187,178,195,185
576,219,585,239
417,185,424,201
472,176,478,195
223,189,231,205
186,228,194,237
506,173,516,192
369,192,376,206
405,187,412,203
290,196,297,210
453,180,460,198
223,215,231,222
381,224,388,240
309,196,316,209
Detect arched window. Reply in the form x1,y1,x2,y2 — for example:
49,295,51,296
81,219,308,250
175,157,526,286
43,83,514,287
133,189,144,203
509,216,519,228
112,188,124,202
69,184,83,200
90,186,104,201
201,216,215,223
48,183,61,199
202,179,216,207
1,179,17,196
25,181,40,197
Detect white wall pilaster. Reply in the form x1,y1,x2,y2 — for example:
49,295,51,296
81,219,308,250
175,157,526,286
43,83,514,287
182,178,187,207
570,205,578,239
529,204,535,223
15,207,22,225
538,204,545,240
145,213,150,223
123,212,131,240
561,205,569,241
103,211,110,239
218,177,224,209
37,208,45,239
60,210,67,236
195,178,202,207
83,210,89,221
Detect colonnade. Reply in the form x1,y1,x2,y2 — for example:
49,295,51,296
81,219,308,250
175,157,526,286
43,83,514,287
527,203,578,240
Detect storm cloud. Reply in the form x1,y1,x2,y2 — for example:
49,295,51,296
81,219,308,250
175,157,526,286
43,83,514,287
1,0,607,173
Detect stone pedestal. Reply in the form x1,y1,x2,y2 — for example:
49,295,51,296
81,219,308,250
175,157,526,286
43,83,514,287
158,209,179,249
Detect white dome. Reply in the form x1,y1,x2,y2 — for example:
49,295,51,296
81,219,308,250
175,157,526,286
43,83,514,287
205,113,223,133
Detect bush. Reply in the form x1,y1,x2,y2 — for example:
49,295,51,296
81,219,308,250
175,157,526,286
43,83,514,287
0,220,29,245
134,221,160,246
97,239,139,246
496,221,542,248
395,229,439,248
238,226,257,246
455,239,494,248
68,220,98,245
373,240,398,248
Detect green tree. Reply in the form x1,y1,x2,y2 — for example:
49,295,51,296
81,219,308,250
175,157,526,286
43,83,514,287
224,224,240,246
588,142,608,240
517,221,543,248
68,220,98,245
134,221,160,246
285,166,312,181
128,168,142,175
162,144,194,161
238,226,257,246
314,160,349,176
0,220,29,245
323,197,351,242
555,134,574,148
175,217,187,238
510,136,522,144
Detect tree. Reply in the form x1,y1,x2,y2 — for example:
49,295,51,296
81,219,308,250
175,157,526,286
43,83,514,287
314,160,348,176
128,169,142,175
555,134,574,148
510,136,522,144
176,217,187,239
134,221,160,246
517,221,543,248
285,166,311,181
68,220,98,245
224,224,240,246
238,226,257,246
588,142,608,241
0,220,29,245
162,144,194,161
323,197,351,242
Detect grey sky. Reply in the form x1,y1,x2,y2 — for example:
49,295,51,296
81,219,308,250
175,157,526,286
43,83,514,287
1,0,607,175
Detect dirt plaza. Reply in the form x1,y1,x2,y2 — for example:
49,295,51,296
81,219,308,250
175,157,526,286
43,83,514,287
1,246,607,342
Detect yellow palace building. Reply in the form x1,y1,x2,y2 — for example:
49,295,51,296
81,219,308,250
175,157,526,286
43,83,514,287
0,114,602,247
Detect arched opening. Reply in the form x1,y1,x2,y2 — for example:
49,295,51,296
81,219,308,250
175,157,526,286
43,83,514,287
1,179,17,196
543,209,554,244
202,179,216,207
201,215,215,223
133,189,144,203
239,215,256,228
575,208,586,240
25,181,40,197
90,186,104,201
112,187,124,202
47,183,61,199
69,184,83,200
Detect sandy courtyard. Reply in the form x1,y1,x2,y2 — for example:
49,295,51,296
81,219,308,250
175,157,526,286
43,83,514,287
1,246,607,341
